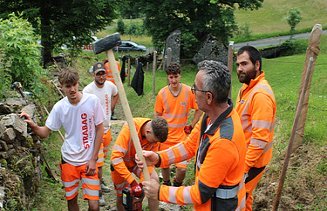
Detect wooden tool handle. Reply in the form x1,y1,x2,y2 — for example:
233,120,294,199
107,50,150,181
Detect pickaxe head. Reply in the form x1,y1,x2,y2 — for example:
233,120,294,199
93,32,121,54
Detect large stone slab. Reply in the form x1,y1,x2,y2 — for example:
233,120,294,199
192,34,228,65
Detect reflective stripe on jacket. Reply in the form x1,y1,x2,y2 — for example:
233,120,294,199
235,72,276,172
155,84,198,145
158,104,246,210
110,118,159,184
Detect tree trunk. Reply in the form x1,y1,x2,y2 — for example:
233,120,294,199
40,1,53,68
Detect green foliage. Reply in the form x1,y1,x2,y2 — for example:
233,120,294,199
0,13,45,99
0,0,118,65
235,24,252,41
139,0,263,59
279,39,307,56
117,18,125,35
287,8,302,34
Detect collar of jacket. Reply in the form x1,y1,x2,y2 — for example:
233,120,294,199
242,71,266,91
201,99,233,136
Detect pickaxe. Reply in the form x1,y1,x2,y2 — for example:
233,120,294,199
93,33,151,181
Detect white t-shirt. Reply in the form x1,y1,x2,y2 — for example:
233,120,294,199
46,93,104,166
83,81,118,132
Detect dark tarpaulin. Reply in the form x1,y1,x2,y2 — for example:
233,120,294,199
131,62,144,96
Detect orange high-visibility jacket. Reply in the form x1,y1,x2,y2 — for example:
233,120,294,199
110,118,159,184
155,84,198,147
105,61,121,84
157,106,246,210
235,72,276,172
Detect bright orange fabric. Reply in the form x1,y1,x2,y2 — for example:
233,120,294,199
96,143,105,167
104,61,121,84
158,109,246,210
60,163,100,201
103,129,112,158
235,72,276,210
110,118,160,187
155,84,198,150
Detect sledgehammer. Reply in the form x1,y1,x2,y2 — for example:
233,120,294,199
93,33,151,181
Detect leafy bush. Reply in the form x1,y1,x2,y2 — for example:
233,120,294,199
0,13,48,100
117,18,125,35
280,39,307,56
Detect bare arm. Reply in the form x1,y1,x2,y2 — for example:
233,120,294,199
20,112,51,138
111,94,119,111
190,109,202,128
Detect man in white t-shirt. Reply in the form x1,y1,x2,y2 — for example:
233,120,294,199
21,68,104,211
83,62,118,206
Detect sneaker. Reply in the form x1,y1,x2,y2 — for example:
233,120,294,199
111,115,118,120
101,180,111,193
99,194,106,206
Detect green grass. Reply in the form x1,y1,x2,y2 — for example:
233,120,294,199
235,0,327,35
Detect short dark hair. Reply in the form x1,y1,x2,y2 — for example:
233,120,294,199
58,67,79,85
237,46,262,71
197,60,231,104
151,117,168,143
165,63,181,75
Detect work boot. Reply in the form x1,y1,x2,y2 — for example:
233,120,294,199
101,180,110,193
99,194,106,206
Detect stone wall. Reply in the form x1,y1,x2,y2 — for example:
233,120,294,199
0,98,41,210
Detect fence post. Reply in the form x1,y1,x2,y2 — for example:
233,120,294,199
152,51,157,96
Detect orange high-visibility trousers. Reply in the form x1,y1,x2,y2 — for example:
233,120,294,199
245,170,265,211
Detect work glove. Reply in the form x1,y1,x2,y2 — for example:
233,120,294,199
131,180,144,198
184,125,193,134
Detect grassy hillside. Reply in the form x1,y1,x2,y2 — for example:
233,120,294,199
235,0,327,35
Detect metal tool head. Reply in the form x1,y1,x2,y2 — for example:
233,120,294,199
93,32,121,54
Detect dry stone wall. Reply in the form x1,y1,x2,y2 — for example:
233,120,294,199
0,98,41,210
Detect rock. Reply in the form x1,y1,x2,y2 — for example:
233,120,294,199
0,103,12,115
0,141,8,151
0,114,27,138
192,34,228,65
2,128,16,144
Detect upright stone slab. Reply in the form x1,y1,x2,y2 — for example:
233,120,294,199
193,34,228,65
164,29,181,69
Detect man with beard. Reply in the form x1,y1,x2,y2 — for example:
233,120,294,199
235,46,276,210
154,63,202,187
83,62,119,206
21,68,104,211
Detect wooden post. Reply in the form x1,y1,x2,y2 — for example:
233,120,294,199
127,57,131,86
146,62,149,72
292,24,323,153
272,24,322,211
227,41,234,98
152,51,157,96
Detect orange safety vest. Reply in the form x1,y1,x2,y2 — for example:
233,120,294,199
235,72,276,172
104,61,121,84
155,84,198,147
158,104,246,210
110,118,159,184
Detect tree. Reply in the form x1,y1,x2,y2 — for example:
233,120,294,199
0,13,45,99
136,0,263,59
287,8,302,35
0,0,117,67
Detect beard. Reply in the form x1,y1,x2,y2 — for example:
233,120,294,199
237,69,258,84
95,79,105,86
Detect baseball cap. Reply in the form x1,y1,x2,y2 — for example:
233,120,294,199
92,62,106,74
